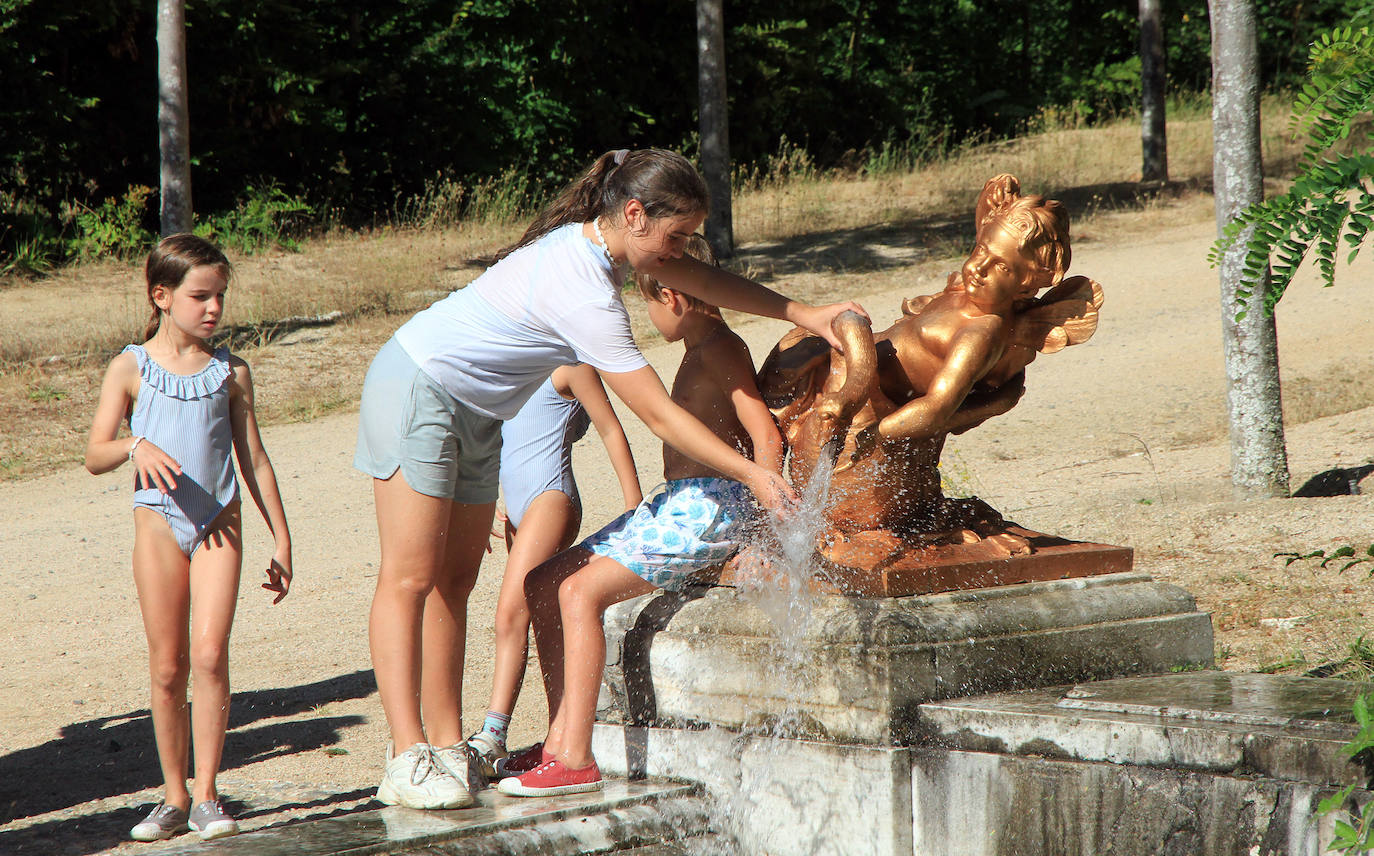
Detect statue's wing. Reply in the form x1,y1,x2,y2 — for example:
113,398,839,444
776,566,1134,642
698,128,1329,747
1010,276,1103,354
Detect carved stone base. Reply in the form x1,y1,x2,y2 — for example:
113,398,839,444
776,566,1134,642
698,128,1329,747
718,527,1133,597
598,571,1214,744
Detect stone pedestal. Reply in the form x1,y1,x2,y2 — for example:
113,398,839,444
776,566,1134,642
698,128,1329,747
592,673,1370,856
598,571,1214,744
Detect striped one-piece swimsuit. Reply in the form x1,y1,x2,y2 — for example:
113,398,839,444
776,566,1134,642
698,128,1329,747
498,375,591,529
126,344,240,556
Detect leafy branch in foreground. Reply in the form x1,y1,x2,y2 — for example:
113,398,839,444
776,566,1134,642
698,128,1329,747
1317,693,1374,854
1275,543,1374,574
1210,25,1374,315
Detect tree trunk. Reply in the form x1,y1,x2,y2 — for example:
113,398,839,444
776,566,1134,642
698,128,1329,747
696,0,733,259
1139,0,1168,183
1209,0,1290,499
157,0,192,235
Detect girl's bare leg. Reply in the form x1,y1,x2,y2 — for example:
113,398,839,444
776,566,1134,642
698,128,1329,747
419,498,496,749
548,557,655,768
132,509,193,810
186,505,244,804
523,547,595,748
369,475,455,750
487,491,580,717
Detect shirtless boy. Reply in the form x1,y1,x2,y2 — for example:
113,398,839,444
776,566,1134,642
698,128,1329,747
495,235,783,796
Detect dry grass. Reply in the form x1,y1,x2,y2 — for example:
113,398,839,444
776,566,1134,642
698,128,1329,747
0,96,1326,480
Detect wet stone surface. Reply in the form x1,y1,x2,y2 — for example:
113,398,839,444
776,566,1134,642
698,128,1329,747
919,671,1372,786
1056,671,1368,729
150,781,702,856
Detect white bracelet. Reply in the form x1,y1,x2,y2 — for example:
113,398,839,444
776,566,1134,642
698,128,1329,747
128,436,144,462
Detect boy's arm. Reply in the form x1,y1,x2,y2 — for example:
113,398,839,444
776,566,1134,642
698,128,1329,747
227,358,293,603
653,255,868,352
877,325,998,441
562,364,644,511
708,337,785,476
600,366,796,513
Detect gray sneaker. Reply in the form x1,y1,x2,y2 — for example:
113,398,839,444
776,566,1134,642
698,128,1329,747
188,799,239,840
130,803,189,841
465,730,507,780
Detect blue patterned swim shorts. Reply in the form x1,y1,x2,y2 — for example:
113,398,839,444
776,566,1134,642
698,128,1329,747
580,477,755,590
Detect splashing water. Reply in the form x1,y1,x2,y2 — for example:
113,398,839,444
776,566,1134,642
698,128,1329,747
693,446,845,851
735,442,839,655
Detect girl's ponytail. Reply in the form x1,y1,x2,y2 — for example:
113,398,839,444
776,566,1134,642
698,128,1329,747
496,148,709,260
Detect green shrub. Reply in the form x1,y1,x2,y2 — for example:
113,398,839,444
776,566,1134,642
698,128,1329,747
68,185,156,262
196,183,311,254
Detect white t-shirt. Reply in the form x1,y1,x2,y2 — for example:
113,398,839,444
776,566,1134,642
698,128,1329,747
394,223,648,420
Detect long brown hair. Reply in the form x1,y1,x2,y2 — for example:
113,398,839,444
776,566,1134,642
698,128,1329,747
496,148,710,260
143,233,232,340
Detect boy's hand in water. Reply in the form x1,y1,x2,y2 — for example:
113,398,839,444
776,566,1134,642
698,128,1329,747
747,467,799,519
792,301,870,353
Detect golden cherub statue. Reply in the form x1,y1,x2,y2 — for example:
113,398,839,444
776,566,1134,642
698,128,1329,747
747,173,1104,591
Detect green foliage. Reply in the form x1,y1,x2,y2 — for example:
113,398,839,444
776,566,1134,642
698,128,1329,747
0,0,1364,271
1317,692,1374,853
1211,25,1374,314
69,185,156,262
1276,542,1374,575
194,183,311,254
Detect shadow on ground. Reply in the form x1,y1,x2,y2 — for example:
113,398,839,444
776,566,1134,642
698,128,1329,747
1294,464,1373,497
460,178,1205,282
0,670,376,855
729,179,1205,282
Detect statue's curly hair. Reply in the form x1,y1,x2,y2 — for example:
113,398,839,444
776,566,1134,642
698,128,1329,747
975,174,1071,291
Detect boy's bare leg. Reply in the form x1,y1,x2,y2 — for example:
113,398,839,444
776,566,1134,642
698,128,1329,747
551,557,655,769
523,547,595,748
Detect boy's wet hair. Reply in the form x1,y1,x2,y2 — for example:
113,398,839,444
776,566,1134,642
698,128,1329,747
634,234,718,314
143,233,231,340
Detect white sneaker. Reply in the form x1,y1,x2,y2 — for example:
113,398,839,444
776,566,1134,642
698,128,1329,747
376,743,472,809
436,742,485,794
465,730,507,779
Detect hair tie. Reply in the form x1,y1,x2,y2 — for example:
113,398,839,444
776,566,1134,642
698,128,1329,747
613,149,629,166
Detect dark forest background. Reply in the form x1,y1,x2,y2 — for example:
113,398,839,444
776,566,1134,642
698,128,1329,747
2,0,1367,267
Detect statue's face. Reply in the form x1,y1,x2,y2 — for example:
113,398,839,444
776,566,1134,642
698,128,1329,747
962,220,1033,311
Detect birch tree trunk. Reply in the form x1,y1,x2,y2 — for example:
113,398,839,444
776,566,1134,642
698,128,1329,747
157,0,192,235
1209,0,1290,498
697,0,733,259
1139,0,1168,183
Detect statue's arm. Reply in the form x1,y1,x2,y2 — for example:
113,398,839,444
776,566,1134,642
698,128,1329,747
946,371,1026,435
876,331,991,441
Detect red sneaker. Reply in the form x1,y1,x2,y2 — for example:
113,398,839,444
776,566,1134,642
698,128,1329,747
496,759,603,797
494,742,549,777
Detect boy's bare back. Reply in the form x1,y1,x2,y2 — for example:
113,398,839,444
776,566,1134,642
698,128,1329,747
663,321,777,481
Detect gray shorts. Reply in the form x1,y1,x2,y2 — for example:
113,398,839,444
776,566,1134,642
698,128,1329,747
354,337,501,504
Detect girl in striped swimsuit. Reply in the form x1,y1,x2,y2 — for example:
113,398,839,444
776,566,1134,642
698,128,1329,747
465,363,642,777
86,234,293,843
